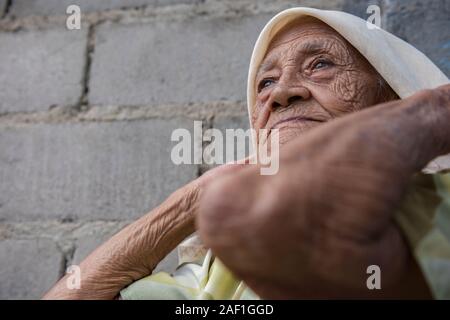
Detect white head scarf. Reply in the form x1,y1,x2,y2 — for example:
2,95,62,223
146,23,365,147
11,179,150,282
246,7,450,173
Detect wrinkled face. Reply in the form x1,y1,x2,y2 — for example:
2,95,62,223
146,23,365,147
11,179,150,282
253,17,397,146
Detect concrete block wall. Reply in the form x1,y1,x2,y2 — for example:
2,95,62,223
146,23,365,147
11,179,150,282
0,0,448,299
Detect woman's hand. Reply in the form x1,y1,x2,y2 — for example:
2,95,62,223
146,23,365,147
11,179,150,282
43,161,248,300
197,84,450,299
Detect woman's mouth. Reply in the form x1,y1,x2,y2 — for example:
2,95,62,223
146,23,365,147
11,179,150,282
270,116,324,131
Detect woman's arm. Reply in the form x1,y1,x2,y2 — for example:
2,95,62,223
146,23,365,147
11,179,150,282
43,182,198,300
197,84,450,298
43,163,247,300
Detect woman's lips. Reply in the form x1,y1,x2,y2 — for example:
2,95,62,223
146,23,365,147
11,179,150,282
269,116,324,131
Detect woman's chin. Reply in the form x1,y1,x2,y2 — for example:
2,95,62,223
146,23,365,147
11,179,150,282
276,123,322,145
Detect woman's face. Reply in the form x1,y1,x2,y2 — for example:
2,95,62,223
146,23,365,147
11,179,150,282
253,17,397,145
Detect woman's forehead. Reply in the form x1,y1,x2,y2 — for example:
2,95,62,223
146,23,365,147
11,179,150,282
266,17,347,55
257,19,350,77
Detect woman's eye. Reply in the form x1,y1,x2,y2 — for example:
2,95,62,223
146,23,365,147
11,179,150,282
258,79,275,92
313,60,332,70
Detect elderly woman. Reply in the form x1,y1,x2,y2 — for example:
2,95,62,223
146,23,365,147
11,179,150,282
44,8,450,299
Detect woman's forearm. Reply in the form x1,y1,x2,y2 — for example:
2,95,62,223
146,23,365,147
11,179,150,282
43,182,201,300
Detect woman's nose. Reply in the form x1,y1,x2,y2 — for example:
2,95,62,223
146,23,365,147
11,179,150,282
270,84,311,110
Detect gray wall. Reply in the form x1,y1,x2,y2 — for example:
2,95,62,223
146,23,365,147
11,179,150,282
0,0,448,299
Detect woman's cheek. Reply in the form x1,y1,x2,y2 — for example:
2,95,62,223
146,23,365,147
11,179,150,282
253,98,272,133
329,71,375,114
310,85,353,117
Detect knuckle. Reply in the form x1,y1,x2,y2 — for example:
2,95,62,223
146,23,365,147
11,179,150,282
198,177,250,244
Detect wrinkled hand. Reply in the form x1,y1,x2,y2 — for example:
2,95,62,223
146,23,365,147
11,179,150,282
197,84,450,299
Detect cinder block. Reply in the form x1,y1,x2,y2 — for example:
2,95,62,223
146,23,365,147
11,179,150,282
0,119,199,221
214,115,250,132
385,0,450,76
89,14,272,106
10,0,201,17
0,238,63,299
0,0,7,17
341,0,384,21
0,28,87,113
